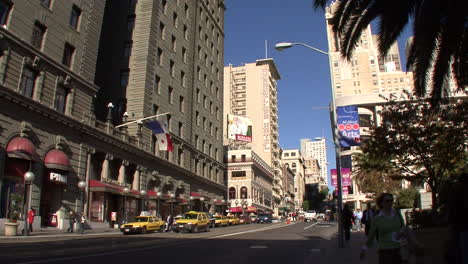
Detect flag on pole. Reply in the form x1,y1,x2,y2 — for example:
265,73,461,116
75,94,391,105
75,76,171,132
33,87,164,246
144,116,173,151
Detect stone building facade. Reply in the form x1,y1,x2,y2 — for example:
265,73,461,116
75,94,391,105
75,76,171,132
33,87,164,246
0,0,226,233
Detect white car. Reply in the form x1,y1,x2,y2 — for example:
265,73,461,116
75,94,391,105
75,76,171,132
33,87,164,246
304,210,317,222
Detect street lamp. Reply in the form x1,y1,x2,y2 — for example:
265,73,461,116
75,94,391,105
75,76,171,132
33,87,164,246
140,190,147,212
189,196,194,211
23,171,35,236
221,199,225,215
123,187,130,223
200,197,205,212
169,193,176,215
275,41,345,248
77,180,86,234
106,102,114,122
156,191,162,218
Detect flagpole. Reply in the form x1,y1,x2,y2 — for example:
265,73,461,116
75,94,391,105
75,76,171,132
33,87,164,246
114,112,170,129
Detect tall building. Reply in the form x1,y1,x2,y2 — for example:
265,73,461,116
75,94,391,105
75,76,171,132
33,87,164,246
303,157,323,186
280,149,306,211
0,0,227,233
223,59,282,214
300,138,327,186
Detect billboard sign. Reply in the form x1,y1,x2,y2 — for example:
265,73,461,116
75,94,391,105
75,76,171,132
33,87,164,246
337,105,361,147
227,115,253,143
331,168,351,187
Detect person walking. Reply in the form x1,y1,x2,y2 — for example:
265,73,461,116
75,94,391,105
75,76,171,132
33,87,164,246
67,210,76,233
342,204,355,245
166,214,173,232
27,207,35,233
362,203,376,236
79,213,86,234
360,193,406,264
354,208,363,231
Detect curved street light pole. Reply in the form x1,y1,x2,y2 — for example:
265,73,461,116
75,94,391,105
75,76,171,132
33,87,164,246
275,41,344,248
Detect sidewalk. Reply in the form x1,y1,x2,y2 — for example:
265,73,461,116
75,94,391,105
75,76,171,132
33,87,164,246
322,227,448,264
0,226,120,242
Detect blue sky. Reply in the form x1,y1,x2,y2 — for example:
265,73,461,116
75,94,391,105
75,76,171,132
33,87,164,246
224,0,412,175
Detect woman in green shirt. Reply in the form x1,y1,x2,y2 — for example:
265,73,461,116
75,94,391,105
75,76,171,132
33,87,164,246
360,193,404,264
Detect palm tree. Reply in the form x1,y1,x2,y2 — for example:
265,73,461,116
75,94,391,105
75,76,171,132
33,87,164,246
313,0,467,106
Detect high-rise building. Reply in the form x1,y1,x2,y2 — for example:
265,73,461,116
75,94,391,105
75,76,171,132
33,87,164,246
223,59,282,213
0,0,227,232
300,138,327,186
281,149,306,211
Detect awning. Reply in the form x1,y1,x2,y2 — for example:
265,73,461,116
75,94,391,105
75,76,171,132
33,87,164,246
6,137,37,160
44,149,71,171
246,206,257,213
190,192,202,197
89,180,139,197
229,207,243,213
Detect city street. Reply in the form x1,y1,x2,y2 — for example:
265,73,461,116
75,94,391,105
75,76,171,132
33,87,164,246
0,222,345,264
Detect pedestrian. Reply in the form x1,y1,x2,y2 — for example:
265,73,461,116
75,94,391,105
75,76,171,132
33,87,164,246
446,171,468,264
67,210,76,233
27,207,35,233
342,204,355,245
166,214,173,232
79,213,86,234
354,208,363,231
360,193,406,264
362,203,376,236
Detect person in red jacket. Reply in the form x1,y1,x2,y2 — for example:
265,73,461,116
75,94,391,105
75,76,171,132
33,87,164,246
27,207,35,233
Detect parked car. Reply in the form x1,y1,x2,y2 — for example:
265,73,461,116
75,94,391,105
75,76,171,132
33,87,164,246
304,210,317,222
173,211,210,233
214,215,229,227
120,216,166,235
226,215,240,225
272,216,280,223
250,215,258,223
239,214,251,224
257,213,272,224
206,213,216,228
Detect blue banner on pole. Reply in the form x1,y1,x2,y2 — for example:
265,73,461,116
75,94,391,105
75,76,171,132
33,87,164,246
337,105,361,147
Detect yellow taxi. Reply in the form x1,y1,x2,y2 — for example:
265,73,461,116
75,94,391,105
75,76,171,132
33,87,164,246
226,215,240,225
173,211,210,233
214,215,228,227
120,216,166,234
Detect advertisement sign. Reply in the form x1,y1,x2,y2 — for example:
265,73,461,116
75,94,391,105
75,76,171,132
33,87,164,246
337,105,361,147
331,168,351,187
49,172,67,183
227,115,253,143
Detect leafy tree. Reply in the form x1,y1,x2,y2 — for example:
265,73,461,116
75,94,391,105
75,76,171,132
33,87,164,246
361,95,467,210
395,188,419,209
302,200,310,211
313,0,467,106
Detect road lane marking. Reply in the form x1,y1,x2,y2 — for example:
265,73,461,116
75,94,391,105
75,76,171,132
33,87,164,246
304,222,320,230
250,246,267,249
211,223,289,238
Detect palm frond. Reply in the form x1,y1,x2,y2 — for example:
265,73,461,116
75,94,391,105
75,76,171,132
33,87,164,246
313,0,328,10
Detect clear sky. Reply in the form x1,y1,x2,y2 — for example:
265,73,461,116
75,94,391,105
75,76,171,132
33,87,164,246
224,0,412,178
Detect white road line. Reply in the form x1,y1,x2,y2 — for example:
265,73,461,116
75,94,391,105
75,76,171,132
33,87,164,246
250,245,267,249
303,222,320,230
211,223,288,238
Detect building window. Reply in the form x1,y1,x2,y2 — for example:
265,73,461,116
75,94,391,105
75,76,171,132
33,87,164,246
241,155,246,162
178,122,183,137
69,5,81,29
178,148,183,166
159,22,165,40
173,12,178,28
180,70,186,87
231,155,235,162
54,85,68,114
162,0,167,14
196,88,200,102
168,86,173,104
203,95,207,108
31,22,46,49
122,41,132,57
203,117,207,130
179,96,184,112
62,42,75,67
157,48,163,66
209,122,213,135
120,70,129,89
40,0,51,8
229,187,236,199
0,1,11,26
19,67,37,98
155,75,161,94
183,25,188,39
167,114,172,132
182,47,187,63
215,127,219,140
170,60,175,77
240,187,248,199
184,4,189,18
196,111,200,126
171,35,176,52
202,140,205,153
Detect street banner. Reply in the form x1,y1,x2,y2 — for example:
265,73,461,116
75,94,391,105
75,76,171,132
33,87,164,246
343,186,349,196
331,168,351,187
337,105,361,147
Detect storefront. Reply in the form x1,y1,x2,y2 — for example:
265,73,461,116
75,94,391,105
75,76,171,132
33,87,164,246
1,137,36,220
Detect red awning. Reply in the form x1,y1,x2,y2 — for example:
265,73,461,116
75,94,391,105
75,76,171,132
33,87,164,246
190,192,202,197
89,180,139,197
44,149,71,171
6,137,37,160
246,206,257,213
230,207,243,213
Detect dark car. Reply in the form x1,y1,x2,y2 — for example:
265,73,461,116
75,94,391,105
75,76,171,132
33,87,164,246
207,213,216,228
256,213,272,224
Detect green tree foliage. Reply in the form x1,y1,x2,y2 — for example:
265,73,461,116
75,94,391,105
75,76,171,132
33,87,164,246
360,95,467,210
302,200,310,211
395,188,419,209
312,0,468,106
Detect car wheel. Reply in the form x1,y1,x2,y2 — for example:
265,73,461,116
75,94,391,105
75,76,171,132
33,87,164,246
192,226,198,233
159,226,164,232
141,227,147,234
205,226,210,232
123,232,129,235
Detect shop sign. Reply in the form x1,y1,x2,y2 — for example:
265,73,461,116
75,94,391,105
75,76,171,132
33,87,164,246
49,172,67,183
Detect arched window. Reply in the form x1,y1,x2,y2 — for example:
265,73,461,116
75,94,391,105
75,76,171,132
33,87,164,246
292,162,297,168
240,186,248,199
229,187,236,199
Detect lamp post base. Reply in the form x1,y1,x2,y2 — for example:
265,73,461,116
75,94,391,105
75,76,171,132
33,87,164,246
4,222,19,236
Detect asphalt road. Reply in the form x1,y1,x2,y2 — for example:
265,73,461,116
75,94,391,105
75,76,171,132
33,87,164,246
0,221,339,264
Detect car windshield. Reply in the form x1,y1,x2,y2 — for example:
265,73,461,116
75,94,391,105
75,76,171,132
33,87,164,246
215,216,224,219
181,214,198,219
134,217,149,222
